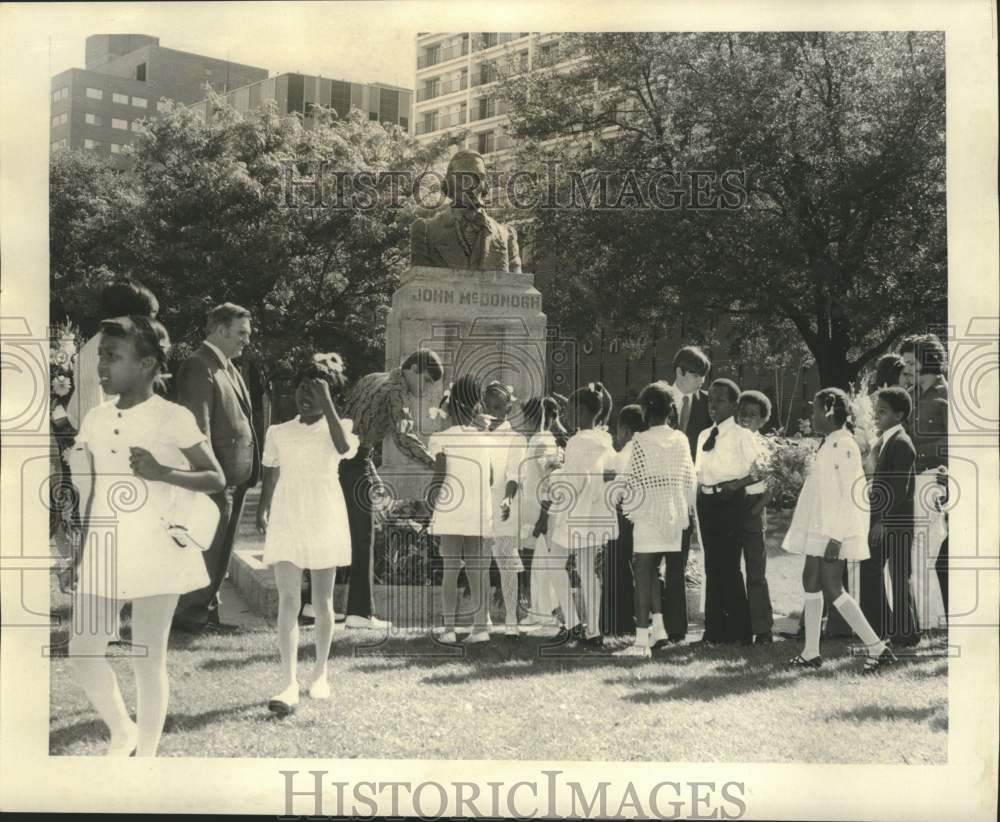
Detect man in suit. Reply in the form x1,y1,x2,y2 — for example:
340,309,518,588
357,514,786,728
659,345,713,644
410,150,521,273
860,386,920,647
172,303,260,633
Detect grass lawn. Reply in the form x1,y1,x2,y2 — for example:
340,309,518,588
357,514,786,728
48,509,948,763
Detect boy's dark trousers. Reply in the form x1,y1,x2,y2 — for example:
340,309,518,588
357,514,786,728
740,492,773,636
697,490,752,643
860,528,921,645
601,506,635,635
659,526,691,638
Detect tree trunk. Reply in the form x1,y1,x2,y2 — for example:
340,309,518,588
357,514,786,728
812,342,855,391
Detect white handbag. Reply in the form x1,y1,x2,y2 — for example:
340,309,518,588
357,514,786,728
161,487,220,551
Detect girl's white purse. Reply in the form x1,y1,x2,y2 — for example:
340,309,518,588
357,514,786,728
161,488,220,551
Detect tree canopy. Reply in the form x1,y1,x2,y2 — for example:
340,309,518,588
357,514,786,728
50,97,453,379
494,31,946,387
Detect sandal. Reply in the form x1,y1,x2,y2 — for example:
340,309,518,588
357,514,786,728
861,643,897,676
788,653,823,670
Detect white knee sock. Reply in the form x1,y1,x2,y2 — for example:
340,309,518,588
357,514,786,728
803,591,824,660
833,592,885,656
651,613,668,643
635,626,651,648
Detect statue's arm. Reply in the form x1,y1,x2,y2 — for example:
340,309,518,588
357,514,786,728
508,225,522,274
410,217,431,267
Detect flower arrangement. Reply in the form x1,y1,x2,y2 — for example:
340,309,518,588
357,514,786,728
48,322,83,590
847,384,877,462
753,433,820,509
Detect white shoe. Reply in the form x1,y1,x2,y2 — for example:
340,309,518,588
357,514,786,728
301,604,316,619
106,723,138,757
334,612,346,623
438,630,458,644
308,676,330,700
345,615,392,630
465,630,490,644
651,617,668,646
503,623,520,637
614,643,652,658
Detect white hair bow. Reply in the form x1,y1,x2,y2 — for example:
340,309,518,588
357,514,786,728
313,352,344,374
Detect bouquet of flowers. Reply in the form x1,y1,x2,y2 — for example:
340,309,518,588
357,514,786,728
48,322,83,590
848,385,877,463
752,433,820,509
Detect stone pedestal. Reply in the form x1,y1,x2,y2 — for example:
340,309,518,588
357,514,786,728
380,265,547,504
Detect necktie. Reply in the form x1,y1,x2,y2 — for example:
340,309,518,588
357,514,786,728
679,394,691,432
702,425,719,452
871,436,883,465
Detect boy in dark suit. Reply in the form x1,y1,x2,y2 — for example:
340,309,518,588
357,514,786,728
860,386,920,647
658,346,713,643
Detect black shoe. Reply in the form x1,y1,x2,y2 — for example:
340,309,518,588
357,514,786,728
298,614,316,627
754,632,774,645
171,621,204,635
667,634,686,643
582,634,604,648
737,636,754,647
862,643,898,676
788,653,823,669
569,623,586,641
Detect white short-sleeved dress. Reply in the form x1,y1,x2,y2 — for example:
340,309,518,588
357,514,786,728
72,395,212,600
781,428,871,560
261,416,359,569
547,428,618,551
427,424,495,537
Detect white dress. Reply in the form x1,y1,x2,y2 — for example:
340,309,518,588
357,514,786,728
622,425,696,553
72,395,212,600
426,424,496,537
488,420,528,539
782,428,870,560
262,416,359,569
547,428,618,551
518,430,561,541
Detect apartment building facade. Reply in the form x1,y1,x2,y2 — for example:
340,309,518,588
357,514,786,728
50,34,269,163
189,73,412,132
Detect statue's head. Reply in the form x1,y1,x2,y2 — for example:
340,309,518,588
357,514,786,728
443,149,490,208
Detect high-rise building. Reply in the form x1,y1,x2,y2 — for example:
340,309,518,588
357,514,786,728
50,34,269,162
188,73,412,133
413,32,583,162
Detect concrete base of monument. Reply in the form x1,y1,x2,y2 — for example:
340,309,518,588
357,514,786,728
381,265,548,505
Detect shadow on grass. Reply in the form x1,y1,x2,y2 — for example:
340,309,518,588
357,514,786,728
834,704,944,723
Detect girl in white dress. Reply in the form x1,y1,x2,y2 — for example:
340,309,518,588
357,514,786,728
69,317,225,757
256,354,359,714
617,383,696,657
783,388,896,674
543,382,617,647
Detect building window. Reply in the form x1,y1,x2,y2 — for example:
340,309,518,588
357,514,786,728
132,96,148,108
86,87,103,100
85,113,103,126
110,143,124,154
51,113,68,127
112,118,128,130
135,63,146,82
51,87,70,103
113,92,129,105
131,121,142,132
399,116,408,130
84,138,100,150
51,139,69,152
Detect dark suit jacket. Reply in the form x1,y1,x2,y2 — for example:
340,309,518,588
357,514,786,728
679,389,712,460
411,207,521,272
869,428,915,530
177,342,260,488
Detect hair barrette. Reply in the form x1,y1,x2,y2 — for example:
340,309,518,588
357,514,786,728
313,352,344,374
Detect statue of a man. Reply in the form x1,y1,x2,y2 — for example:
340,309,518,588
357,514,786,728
410,149,522,273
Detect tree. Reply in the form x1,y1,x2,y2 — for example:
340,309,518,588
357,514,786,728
495,32,946,387
50,96,455,381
